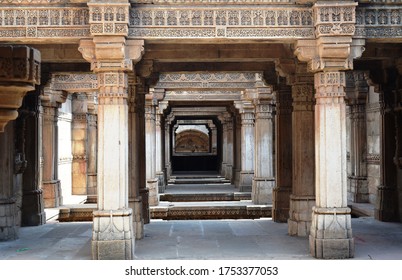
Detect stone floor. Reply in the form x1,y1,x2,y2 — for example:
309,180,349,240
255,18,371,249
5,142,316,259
0,215,401,260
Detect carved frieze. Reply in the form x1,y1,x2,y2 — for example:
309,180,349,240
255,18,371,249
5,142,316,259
51,73,98,93
129,6,314,39
156,72,265,89
0,7,90,39
314,71,346,98
355,6,402,39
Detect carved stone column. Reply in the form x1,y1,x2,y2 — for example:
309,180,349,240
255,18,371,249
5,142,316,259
375,74,399,222
165,113,174,183
219,113,228,177
224,114,234,181
79,3,144,257
86,92,98,203
0,45,41,237
288,72,315,237
273,81,292,222
235,98,255,192
145,93,158,206
128,73,144,239
71,93,88,195
156,100,168,193
294,1,364,259
21,93,46,227
346,71,369,203
234,114,242,188
310,71,353,258
251,88,275,204
40,89,66,208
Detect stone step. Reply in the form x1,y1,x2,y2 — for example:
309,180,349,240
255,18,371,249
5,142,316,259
57,201,271,222
168,178,231,184
160,192,251,202
151,201,271,220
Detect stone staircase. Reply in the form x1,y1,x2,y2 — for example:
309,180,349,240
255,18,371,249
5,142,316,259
151,173,271,220
58,173,272,222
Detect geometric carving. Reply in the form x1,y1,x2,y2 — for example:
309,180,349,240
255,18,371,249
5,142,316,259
51,73,98,93
88,2,129,36
0,7,90,40
129,6,314,39
156,72,265,89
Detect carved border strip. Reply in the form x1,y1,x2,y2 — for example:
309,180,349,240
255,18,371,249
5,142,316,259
129,6,315,39
355,6,402,38
0,7,90,39
51,73,98,93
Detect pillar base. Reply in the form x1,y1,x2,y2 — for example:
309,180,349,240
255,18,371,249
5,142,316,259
129,198,144,240
252,178,274,204
375,185,398,222
288,195,315,236
0,199,19,241
21,189,46,226
147,178,159,206
239,171,253,192
272,186,291,222
348,176,369,203
309,206,354,259
42,180,62,208
92,209,134,260
225,164,233,182
157,171,166,194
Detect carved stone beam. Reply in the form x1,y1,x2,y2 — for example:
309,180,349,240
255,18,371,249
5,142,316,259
0,45,41,132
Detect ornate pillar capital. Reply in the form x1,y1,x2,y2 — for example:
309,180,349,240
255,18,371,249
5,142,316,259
0,45,41,132
345,71,369,105
294,1,365,73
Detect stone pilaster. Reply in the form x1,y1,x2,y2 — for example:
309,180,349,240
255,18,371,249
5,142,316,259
71,93,88,195
288,69,315,237
252,88,275,204
165,113,174,183
346,71,369,203
235,98,255,192
273,80,292,222
145,93,158,206
79,3,144,257
234,114,242,188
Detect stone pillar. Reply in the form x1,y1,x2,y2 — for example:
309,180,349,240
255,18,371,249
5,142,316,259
209,121,218,155
294,0,364,259
273,81,292,222
165,114,173,183
311,71,353,258
252,88,275,204
225,115,234,181
145,94,158,206
219,114,228,177
40,89,66,208
0,45,41,240
375,79,399,221
234,114,242,188
346,71,369,203
128,73,144,239
86,92,98,203
288,72,315,237
71,93,88,195
79,30,144,259
156,101,168,193
235,99,255,192
21,93,46,226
